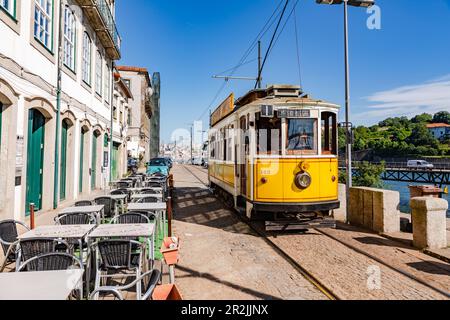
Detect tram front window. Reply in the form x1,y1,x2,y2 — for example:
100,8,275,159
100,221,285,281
286,119,317,155
256,113,281,155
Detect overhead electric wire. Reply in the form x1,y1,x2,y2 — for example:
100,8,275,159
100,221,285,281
293,6,303,88
255,0,291,89
197,0,286,121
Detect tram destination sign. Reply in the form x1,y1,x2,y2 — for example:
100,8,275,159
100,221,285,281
278,109,311,119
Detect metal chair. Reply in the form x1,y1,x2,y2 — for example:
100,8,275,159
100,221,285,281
110,213,150,225
18,252,82,272
89,269,161,300
117,181,132,189
0,220,30,271
146,182,164,188
138,189,157,195
92,240,144,299
75,200,94,207
17,238,70,271
18,252,84,299
111,189,131,202
55,212,97,225
137,196,159,204
94,197,117,221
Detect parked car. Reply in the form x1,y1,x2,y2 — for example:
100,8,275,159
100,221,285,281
407,160,434,169
146,158,170,176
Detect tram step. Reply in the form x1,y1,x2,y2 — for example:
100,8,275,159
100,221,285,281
265,219,336,232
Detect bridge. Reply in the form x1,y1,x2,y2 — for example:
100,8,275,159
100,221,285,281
339,162,450,187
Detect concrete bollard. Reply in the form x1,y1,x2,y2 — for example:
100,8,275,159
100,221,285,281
348,187,400,233
333,184,347,223
410,197,448,250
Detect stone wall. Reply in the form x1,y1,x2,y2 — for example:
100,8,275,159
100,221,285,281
349,187,400,234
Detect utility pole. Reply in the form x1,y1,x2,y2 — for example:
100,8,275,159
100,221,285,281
257,41,262,89
190,124,193,163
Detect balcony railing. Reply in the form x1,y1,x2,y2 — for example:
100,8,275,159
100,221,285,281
76,0,121,60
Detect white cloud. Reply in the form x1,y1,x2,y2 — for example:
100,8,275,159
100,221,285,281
354,75,450,123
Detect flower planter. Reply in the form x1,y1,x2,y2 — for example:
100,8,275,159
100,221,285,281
160,237,180,265
152,284,183,300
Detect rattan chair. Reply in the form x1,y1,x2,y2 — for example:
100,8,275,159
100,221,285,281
92,240,144,300
89,269,161,300
110,213,150,225
17,238,69,271
55,212,97,225
136,196,159,204
94,197,117,221
18,252,82,272
0,220,30,271
75,200,94,207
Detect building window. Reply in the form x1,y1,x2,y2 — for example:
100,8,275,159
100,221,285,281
127,108,131,126
63,6,76,71
82,33,92,85
104,65,111,103
123,79,131,89
95,51,102,96
1,0,15,17
34,0,53,50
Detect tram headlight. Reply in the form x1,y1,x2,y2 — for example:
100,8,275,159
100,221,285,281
295,172,312,189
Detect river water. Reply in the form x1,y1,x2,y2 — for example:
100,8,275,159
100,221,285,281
383,180,450,218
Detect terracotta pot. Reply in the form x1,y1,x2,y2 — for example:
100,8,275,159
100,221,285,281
152,284,183,300
161,248,179,265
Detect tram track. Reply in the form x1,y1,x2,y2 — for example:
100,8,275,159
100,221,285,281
179,164,450,300
180,164,339,300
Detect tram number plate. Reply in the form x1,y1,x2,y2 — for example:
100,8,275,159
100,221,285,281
279,109,310,118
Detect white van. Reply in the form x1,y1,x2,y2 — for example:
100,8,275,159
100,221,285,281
407,160,434,169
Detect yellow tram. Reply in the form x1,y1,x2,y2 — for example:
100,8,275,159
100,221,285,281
208,85,340,230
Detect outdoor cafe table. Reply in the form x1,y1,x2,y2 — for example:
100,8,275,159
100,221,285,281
18,224,96,270
60,205,105,224
86,224,156,298
0,270,84,300
127,202,167,238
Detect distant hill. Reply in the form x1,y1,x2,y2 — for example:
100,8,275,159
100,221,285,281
341,111,450,158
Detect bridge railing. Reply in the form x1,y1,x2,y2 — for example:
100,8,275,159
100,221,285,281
338,161,450,170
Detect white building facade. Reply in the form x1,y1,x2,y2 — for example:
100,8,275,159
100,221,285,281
0,0,122,221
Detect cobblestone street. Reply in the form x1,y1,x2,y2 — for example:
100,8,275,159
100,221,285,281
172,165,450,300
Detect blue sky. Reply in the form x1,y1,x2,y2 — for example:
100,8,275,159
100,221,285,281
116,0,450,143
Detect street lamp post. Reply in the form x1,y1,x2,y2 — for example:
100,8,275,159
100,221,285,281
316,0,375,220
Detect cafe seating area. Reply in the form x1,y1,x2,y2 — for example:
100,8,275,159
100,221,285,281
0,172,180,301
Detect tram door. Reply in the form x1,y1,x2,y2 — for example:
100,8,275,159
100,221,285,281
239,116,248,197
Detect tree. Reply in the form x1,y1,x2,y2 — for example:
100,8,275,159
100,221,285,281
407,124,439,147
412,113,432,124
353,161,385,188
432,111,450,124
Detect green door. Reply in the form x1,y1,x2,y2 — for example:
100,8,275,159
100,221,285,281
26,109,45,214
79,129,85,193
112,143,119,181
91,133,98,190
60,120,68,200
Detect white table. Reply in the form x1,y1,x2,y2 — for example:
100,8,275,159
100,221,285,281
127,203,167,238
18,225,96,274
0,270,84,300
128,187,163,194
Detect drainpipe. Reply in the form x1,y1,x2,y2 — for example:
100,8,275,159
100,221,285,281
53,0,65,209
110,63,120,183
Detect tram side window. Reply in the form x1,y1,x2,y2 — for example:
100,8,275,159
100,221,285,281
286,119,318,155
256,113,281,155
321,112,337,155
210,136,216,159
